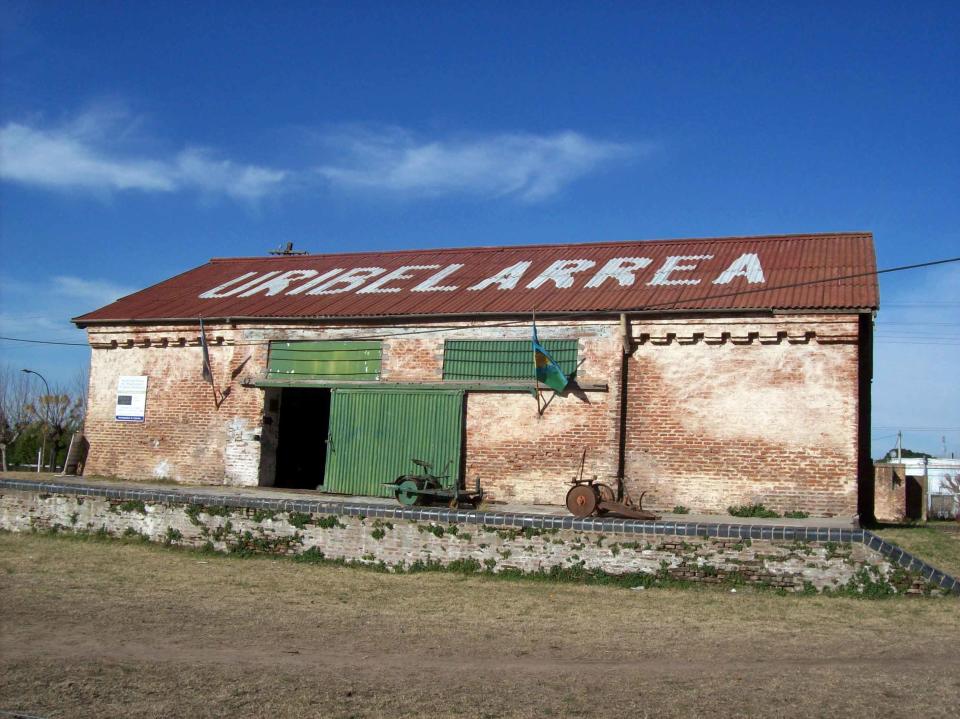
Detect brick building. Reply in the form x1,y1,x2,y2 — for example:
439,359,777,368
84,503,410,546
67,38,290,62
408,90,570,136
73,232,879,519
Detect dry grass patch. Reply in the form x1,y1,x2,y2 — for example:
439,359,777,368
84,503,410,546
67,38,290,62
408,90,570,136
1,532,959,718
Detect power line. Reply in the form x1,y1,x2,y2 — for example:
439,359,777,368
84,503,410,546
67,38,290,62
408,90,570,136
3,253,959,348
879,337,960,342
875,341,960,346
876,336,960,341
880,322,960,326
876,329,960,334
11,329,960,349
873,427,960,432
344,254,960,339
876,334,960,339
883,302,960,307
0,335,88,347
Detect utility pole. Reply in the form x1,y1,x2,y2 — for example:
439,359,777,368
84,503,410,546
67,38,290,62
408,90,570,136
896,431,902,463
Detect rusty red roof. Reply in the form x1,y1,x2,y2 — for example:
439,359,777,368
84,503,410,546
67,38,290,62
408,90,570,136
73,232,878,325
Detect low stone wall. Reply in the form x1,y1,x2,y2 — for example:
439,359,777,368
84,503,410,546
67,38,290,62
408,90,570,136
1,481,956,596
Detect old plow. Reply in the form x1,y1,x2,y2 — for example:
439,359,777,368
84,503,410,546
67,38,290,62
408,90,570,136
564,451,660,521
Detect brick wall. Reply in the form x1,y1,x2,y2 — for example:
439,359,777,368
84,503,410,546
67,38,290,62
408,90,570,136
381,337,444,380
623,315,861,517
463,330,621,505
82,324,267,485
80,314,865,516
874,463,907,523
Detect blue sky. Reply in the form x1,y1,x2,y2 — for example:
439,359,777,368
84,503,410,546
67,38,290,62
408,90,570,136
1,1,958,456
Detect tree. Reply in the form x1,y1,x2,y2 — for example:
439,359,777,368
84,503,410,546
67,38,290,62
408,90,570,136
72,365,89,430
26,387,84,472
943,474,960,496
0,365,33,472
880,447,934,462
1,363,89,472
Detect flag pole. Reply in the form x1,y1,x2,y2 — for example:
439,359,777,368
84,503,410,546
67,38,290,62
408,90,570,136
200,315,220,406
531,308,541,416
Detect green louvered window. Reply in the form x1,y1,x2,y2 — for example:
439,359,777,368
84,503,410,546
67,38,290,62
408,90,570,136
267,341,382,380
442,339,578,381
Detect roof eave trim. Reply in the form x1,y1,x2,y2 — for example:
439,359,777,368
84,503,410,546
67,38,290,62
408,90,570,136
72,305,878,328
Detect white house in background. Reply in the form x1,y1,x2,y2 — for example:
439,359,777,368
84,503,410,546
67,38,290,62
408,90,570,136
891,457,960,492
888,457,960,517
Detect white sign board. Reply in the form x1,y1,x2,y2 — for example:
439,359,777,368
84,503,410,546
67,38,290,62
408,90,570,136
115,376,148,422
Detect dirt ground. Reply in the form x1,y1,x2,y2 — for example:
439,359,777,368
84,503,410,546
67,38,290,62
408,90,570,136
1,533,959,718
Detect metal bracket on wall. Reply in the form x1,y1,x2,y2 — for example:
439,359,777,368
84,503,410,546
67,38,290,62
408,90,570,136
242,378,609,392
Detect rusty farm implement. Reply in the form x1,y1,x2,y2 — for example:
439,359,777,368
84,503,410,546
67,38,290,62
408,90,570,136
564,450,660,520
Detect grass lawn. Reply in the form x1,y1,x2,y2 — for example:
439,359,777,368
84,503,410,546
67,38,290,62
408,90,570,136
875,521,960,578
1,532,959,719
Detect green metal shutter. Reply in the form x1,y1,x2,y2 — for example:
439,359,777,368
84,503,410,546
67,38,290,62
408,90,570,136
442,340,578,380
323,389,464,497
267,341,382,380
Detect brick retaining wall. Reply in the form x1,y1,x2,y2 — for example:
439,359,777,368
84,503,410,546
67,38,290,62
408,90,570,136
1,479,955,595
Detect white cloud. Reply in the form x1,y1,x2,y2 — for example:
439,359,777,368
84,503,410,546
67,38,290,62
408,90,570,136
51,276,136,306
315,127,641,201
1,122,174,192
1,109,643,204
0,310,68,338
173,149,287,201
0,274,133,344
0,111,287,201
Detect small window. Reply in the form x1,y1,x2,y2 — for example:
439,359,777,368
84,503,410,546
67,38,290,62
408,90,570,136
442,339,578,381
267,341,382,380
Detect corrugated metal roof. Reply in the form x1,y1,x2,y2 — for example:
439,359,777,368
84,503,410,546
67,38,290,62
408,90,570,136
73,232,878,325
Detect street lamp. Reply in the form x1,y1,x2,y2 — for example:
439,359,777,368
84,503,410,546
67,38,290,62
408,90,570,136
21,368,51,396
21,369,51,473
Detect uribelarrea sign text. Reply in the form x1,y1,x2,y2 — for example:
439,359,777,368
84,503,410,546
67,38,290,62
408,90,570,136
198,253,765,300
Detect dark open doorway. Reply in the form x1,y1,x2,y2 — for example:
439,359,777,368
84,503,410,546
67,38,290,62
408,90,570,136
274,388,331,490
905,475,923,520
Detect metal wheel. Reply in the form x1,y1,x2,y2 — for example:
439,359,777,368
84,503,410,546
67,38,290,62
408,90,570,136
595,483,615,515
395,479,422,506
597,483,616,503
565,484,598,518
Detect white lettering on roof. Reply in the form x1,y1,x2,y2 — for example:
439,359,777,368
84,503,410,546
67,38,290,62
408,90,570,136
526,259,596,289
358,265,440,294
410,264,464,292
195,253,768,301
199,271,265,298
238,269,319,297
467,261,532,291
305,267,386,295
585,257,653,288
712,253,765,285
647,255,714,286
286,268,346,295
